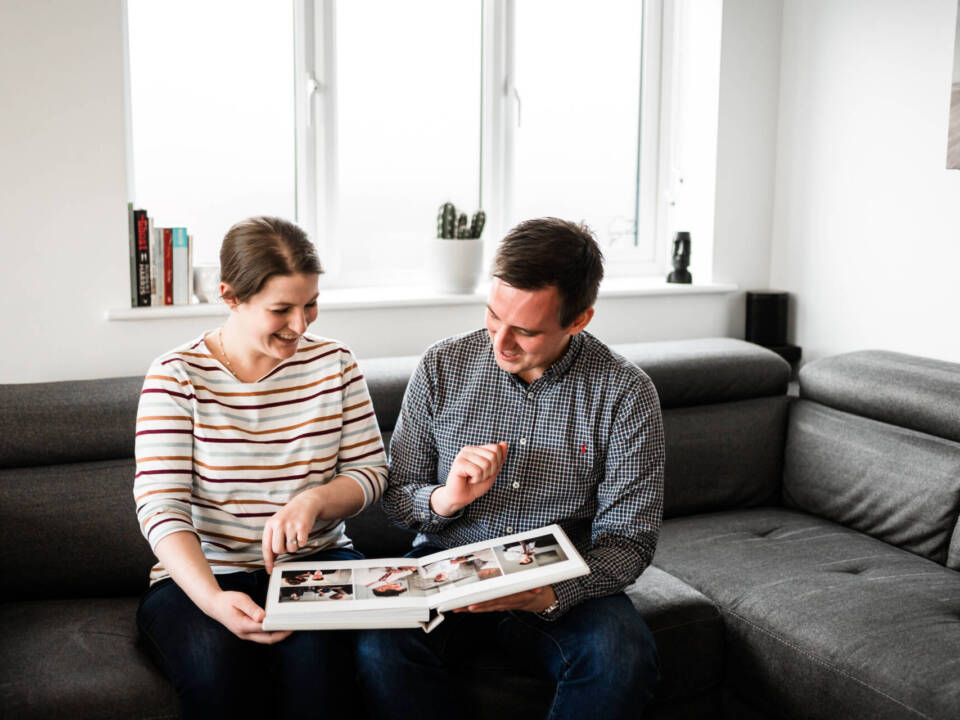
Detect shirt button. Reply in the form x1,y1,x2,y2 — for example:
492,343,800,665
512,481,520,489
519,437,527,445
527,392,534,399
506,526,514,533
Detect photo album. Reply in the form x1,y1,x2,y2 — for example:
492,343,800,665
262,524,589,633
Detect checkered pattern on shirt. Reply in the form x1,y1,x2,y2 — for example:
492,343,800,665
384,329,665,618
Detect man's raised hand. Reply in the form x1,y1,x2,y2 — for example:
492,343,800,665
430,442,508,517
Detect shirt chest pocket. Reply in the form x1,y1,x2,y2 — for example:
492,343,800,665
518,442,601,508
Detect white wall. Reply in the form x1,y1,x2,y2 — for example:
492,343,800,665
713,0,785,337
0,0,782,383
770,0,960,363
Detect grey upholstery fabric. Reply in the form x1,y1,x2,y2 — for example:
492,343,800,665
799,350,960,444
626,566,724,702
0,375,143,468
783,400,960,566
0,597,177,719
0,458,154,599
356,355,419,433
613,338,790,408
662,397,787,518
655,508,960,720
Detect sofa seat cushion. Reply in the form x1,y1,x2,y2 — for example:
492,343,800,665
655,508,960,720
626,566,724,705
0,597,177,719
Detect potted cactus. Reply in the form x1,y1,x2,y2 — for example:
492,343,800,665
431,201,486,293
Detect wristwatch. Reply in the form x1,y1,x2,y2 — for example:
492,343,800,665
539,599,561,618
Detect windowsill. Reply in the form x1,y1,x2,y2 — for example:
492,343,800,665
105,278,737,321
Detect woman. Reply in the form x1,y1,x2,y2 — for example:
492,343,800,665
133,216,387,718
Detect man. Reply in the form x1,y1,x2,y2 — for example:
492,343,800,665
357,218,664,719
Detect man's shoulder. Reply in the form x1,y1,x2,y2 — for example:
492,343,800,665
419,329,490,373
577,332,656,391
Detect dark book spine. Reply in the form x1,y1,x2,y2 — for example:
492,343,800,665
127,203,137,307
134,209,151,306
163,228,174,305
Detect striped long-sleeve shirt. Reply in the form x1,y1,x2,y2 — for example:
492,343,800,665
134,332,387,585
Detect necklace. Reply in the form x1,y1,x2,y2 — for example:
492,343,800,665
217,327,236,376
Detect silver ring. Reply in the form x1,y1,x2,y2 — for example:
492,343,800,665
287,537,298,546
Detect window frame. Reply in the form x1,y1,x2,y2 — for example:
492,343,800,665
292,0,671,287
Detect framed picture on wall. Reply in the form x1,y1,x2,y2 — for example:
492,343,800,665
947,1,960,168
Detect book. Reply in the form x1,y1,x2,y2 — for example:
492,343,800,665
172,227,189,305
187,233,194,303
127,203,137,307
148,216,158,306
152,224,163,306
133,209,151,306
162,228,173,305
262,524,589,633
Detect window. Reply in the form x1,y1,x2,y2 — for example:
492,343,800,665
127,0,718,286
126,0,296,266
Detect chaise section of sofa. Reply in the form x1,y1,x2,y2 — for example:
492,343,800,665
655,350,960,720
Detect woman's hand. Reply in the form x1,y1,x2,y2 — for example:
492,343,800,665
202,589,292,644
261,490,323,573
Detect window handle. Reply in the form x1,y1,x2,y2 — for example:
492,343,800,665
306,73,322,127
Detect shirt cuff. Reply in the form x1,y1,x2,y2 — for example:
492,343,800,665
540,578,588,621
412,485,463,531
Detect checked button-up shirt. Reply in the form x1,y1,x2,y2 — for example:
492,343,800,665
383,329,665,618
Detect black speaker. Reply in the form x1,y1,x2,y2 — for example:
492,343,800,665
745,291,788,347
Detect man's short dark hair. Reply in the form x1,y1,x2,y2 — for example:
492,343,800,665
492,217,604,327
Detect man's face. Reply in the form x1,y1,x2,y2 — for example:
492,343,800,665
485,278,591,383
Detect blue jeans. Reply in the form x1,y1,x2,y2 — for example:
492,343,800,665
137,546,363,719
356,551,659,720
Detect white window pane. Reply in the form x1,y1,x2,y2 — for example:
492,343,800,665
512,0,643,254
128,0,295,265
333,0,481,285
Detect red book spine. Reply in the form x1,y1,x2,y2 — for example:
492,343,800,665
163,228,174,305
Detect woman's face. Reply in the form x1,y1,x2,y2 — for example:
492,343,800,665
228,272,320,363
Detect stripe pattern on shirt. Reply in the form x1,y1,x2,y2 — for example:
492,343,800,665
134,333,387,584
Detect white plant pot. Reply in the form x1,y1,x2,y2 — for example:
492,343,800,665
193,264,221,303
429,237,484,294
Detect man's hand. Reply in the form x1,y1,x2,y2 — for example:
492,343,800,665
452,584,557,614
430,442,508,517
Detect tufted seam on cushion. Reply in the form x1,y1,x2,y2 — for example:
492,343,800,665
724,607,934,720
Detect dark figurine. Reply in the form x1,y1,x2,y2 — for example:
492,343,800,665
667,231,692,284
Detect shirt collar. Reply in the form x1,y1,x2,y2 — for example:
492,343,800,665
487,331,585,386
542,332,584,382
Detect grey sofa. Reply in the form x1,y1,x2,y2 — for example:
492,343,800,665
2,338,958,719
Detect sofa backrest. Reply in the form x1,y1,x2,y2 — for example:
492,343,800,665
0,337,790,600
613,339,790,518
362,338,792,520
0,377,153,599
783,351,960,568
